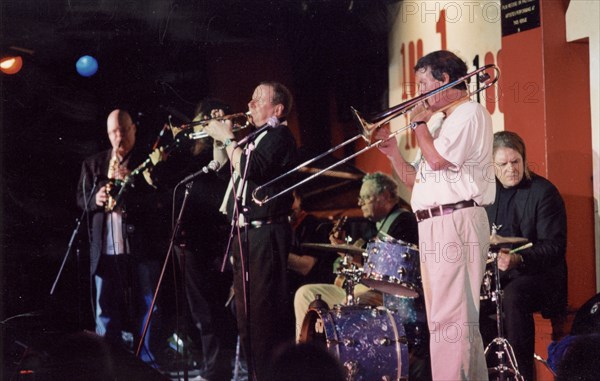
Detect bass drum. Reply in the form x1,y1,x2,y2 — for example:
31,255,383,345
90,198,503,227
299,305,409,381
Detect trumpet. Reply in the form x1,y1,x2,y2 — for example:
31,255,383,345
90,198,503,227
106,111,252,208
186,111,252,147
252,64,500,206
174,112,252,140
134,112,251,176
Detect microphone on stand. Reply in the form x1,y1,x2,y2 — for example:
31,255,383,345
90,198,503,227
234,116,280,147
178,160,221,185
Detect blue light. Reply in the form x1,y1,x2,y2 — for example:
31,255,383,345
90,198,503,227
75,55,98,77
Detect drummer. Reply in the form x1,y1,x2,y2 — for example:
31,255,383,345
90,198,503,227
294,173,417,324
481,131,568,381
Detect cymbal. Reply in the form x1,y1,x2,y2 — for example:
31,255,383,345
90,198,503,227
301,243,365,255
490,234,528,246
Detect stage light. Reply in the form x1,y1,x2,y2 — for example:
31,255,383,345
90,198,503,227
0,55,23,75
76,55,98,77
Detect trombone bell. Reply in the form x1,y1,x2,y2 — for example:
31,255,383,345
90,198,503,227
350,107,378,144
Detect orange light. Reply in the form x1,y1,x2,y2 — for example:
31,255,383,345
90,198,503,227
0,56,23,75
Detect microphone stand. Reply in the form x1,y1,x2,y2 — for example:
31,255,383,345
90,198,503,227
239,139,263,381
136,162,217,375
50,178,98,297
223,122,275,381
136,180,194,369
233,123,272,148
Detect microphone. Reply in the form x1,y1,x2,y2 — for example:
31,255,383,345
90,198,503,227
234,116,280,147
178,160,221,185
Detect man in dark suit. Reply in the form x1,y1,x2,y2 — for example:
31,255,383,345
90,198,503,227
482,131,568,381
77,109,163,366
202,82,298,381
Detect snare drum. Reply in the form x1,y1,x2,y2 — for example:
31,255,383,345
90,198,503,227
299,305,409,381
362,240,422,298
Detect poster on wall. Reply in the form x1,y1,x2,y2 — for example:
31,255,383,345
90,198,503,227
501,0,541,36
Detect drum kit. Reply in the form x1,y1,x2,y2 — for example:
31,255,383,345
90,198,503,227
299,237,426,381
298,232,531,381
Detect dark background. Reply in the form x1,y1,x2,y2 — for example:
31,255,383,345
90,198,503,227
0,0,398,337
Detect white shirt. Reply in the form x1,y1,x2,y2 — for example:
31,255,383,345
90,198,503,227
102,156,130,255
103,211,128,255
411,101,496,211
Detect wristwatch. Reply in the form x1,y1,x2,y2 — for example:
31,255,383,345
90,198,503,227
411,121,427,130
221,138,236,149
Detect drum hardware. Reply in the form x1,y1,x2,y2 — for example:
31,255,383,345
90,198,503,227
533,353,557,377
301,243,365,257
484,245,528,381
336,254,363,306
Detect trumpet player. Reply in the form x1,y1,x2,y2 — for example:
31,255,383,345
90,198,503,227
76,109,163,368
202,82,297,381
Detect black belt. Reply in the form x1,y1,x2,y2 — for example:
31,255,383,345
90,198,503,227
247,215,290,229
415,200,477,223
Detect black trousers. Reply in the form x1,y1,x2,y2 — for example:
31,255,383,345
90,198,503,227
232,223,295,381
176,244,233,381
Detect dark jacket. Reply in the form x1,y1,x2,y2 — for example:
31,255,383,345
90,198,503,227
221,123,297,221
485,174,568,318
77,148,162,276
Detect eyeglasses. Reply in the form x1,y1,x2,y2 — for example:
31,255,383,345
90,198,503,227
357,195,376,206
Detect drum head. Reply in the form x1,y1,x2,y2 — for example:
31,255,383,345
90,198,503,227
362,241,422,298
299,305,409,381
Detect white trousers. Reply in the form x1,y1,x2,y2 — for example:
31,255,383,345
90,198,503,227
418,206,490,381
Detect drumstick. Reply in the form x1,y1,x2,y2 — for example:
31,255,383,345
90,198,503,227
509,242,533,254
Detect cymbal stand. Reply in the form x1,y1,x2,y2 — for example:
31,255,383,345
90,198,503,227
339,254,362,306
484,250,524,381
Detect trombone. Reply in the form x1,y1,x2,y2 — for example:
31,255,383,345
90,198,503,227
252,64,499,206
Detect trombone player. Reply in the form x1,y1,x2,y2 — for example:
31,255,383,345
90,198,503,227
375,50,495,381
202,82,297,381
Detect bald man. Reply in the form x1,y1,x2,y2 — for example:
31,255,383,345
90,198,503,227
77,109,163,367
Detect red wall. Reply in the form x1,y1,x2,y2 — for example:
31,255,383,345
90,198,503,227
499,0,595,309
